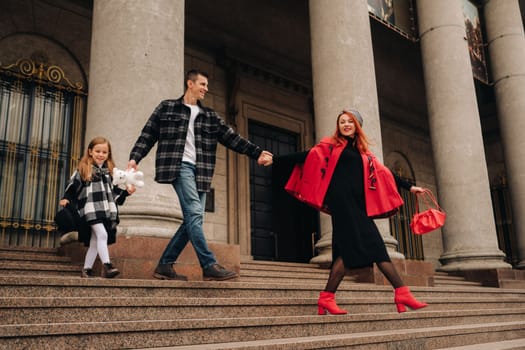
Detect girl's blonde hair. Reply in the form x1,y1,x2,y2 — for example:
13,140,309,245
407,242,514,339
332,111,370,153
78,137,115,181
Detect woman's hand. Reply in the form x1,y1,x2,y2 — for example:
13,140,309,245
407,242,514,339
59,199,69,207
410,186,426,194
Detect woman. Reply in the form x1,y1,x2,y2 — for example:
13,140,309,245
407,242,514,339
280,109,428,314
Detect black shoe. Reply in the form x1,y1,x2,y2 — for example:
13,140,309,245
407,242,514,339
203,264,238,281
102,263,120,278
81,268,94,278
153,263,188,281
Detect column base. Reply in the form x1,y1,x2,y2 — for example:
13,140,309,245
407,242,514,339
310,251,332,268
309,232,332,268
118,200,182,238
438,250,511,272
515,261,525,270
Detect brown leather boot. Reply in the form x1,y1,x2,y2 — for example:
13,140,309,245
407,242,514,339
153,263,188,281
101,262,120,278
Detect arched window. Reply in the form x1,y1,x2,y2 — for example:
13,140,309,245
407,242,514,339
386,152,424,260
0,57,86,248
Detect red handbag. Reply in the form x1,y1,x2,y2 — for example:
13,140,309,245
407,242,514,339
410,189,446,235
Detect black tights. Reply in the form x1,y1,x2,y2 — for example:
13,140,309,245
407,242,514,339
323,256,405,293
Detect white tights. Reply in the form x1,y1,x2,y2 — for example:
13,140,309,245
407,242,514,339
84,223,110,269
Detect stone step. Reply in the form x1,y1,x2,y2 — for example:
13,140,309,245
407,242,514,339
0,246,58,256
2,275,525,299
0,251,73,263
239,268,330,280
241,260,324,272
137,322,525,350
433,274,483,287
434,279,483,287
3,275,525,299
0,269,79,277
1,312,524,349
499,280,525,289
240,259,318,268
434,280,484,287
131,322,525,349
239,261,336,282
237,275,359,285
435,338,525,350
2,296,525,325
0,261,80,276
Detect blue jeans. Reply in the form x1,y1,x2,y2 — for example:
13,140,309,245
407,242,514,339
158,162,216,269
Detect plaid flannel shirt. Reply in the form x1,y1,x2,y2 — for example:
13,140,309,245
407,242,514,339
129,97,263,192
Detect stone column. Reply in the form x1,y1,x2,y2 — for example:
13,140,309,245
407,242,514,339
484,0,525,269
86,0,185,237
416,0,509,271
309,0,403,265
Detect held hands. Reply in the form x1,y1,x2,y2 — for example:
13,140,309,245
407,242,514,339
125,160,139,195
59,199,69,207
127,159,138,171
257,150,273,166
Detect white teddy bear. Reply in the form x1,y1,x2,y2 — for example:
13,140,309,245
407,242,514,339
112,168,145,190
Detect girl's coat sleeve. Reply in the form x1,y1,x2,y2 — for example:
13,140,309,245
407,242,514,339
112,185,129,206
62,171,83,202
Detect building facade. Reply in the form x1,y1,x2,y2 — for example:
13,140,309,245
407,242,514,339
1,0,524,277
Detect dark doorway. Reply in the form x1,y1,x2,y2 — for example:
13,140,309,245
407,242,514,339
249,120,319,262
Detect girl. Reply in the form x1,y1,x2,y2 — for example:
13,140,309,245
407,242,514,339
280,109,428,314
59,137,135,278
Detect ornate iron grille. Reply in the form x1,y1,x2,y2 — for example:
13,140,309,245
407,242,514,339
0,58,86,248
389,179,424,260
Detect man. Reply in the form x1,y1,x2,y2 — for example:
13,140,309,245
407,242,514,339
128,69,272,281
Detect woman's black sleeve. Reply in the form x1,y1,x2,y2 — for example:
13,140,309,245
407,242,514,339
273,150,309,166
393,172,413,191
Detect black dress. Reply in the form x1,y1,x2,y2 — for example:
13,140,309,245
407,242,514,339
276,139,412,269
324,141,391,268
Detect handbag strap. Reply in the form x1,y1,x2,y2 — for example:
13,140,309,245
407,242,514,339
415,189,444,213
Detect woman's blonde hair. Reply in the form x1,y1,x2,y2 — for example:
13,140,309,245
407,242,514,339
332,111,370,153
77,137,115,181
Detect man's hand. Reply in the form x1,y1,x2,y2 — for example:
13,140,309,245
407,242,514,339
127,159,138,171
257,150,273,166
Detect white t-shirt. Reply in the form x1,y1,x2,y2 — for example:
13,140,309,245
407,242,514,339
182,104,200,164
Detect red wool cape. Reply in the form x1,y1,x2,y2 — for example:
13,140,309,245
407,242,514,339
284,137,404,218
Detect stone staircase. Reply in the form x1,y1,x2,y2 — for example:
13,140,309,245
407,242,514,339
1,246,525,349
432,272,483,288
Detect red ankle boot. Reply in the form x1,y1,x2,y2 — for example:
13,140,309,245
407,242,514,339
394,286,428,313
317,291,348,315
